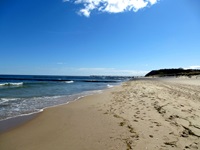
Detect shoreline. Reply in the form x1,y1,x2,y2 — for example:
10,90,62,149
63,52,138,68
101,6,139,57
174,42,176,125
0,83,120,133
0,77,200,149
0,87,108,122
0,75,124,122
0,88,107,133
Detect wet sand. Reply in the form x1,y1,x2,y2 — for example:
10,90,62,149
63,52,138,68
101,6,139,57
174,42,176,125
0,77,200,149
0,113,39,133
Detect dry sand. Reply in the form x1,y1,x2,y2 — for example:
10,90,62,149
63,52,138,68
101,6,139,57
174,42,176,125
0,78,200,150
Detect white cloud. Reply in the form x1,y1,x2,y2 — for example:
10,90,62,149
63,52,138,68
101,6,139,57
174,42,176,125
56,62,68,65
78,67,148,76
149,0,157,5
186,66,200,69
64,0,159,17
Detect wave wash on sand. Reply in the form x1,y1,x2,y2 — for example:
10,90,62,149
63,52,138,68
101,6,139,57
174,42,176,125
0,77,200,149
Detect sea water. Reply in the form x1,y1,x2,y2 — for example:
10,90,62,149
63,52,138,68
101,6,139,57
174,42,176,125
0,75,130,120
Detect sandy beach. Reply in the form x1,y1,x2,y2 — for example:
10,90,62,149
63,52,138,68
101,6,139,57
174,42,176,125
0,77,200,150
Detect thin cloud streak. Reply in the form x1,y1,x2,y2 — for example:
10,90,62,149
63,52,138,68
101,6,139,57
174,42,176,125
64,0,159,17
186,66,200,70
78,67,148,76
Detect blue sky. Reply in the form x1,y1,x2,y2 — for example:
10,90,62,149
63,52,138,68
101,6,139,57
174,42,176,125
0,0,200,76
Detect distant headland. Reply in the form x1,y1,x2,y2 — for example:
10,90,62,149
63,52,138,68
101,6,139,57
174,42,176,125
145,68,200,77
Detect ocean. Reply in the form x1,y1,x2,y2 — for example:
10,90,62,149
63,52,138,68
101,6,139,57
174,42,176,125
0,75,130,120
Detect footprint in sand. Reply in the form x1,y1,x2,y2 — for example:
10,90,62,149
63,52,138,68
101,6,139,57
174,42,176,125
185,142,199,149
136,111,140,114
149,135,154,138
134,115,139,119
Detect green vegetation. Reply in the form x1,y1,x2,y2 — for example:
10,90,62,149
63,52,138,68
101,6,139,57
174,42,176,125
145,68,200,77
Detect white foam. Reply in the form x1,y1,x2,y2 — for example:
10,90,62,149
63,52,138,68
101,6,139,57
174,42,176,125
0,99,9,104
0,82,23,86
0,109,44,121
10,82,23,86
0,98,20,104
31,95,64,101
65,81,74,83
0,83,8,86
107,84,114,88
1,98,20,101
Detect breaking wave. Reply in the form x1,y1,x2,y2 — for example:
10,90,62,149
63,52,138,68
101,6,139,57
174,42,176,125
0,82,23,86
65,81,74,83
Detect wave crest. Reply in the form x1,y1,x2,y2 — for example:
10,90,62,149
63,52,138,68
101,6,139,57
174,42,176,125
65,81,74,83
0,82,23,86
